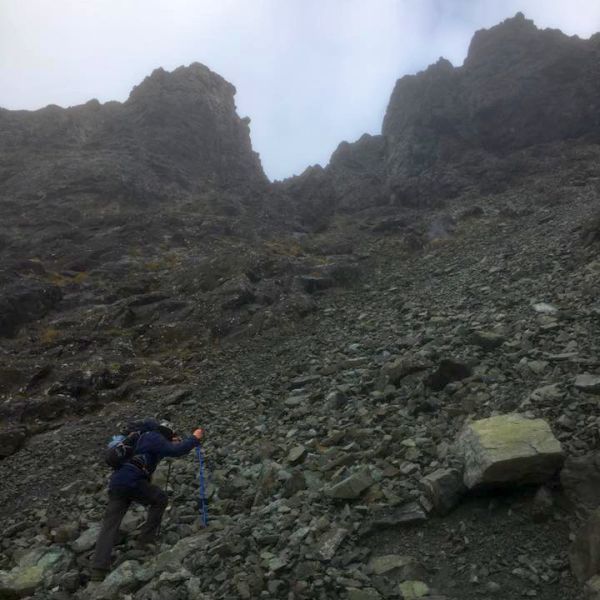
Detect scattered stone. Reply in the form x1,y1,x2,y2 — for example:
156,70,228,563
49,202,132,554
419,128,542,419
420,468,465,515
289,374,321,389
287,445,307,465
85,559,154,600
399,580,430,599
575,374,600,394
317,527,348,561
469,330,506,351
570,508,600,583
367,502,427,530
0,427,27,459
457,414,564,489
529,384,562,403
369,554,414,576
347,587,382,600
282,470,307,498
532,302,558,314
379,357,430,387
531,486,554,522
425,359,472,391
296,275,334,294
561,453,600,516
52,522,79,543
72,525,101,553
585,575,600,599
0,547,71,599
155,535,205,570
0,281,62,338
325,468,374,500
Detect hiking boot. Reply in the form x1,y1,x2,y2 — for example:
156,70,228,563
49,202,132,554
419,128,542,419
135,535,158,550
90,568,109,582
137,535,158,546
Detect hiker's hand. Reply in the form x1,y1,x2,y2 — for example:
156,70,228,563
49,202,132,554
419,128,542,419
193,428,204,441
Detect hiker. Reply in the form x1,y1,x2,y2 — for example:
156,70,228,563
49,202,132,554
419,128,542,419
91,419,204,581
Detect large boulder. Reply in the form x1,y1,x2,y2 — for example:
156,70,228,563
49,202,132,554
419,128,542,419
0,547,72,598
84,560,155,600
456,414,564,489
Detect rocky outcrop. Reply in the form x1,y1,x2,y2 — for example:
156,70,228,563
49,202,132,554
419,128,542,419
0,280,62,338
383,14,600,154
0,63,267,204
282,13,600,222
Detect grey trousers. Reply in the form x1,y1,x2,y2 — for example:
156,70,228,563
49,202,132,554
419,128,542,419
91,481,168,571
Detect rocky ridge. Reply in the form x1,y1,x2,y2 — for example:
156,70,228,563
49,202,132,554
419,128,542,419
1,11,600,600
0,62,267,204
280,13,600,227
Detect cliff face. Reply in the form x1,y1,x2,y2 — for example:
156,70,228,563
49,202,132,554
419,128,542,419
0,63,267,203
282,13,600,223
383,13,600,159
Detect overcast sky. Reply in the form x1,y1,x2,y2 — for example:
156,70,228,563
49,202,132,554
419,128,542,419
1,1,599,180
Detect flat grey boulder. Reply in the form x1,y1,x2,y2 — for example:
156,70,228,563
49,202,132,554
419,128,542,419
0,547,71,598
324,468,374,500
83,559,155,600
457,414,564,489
72,525,101,553
575,374,600,394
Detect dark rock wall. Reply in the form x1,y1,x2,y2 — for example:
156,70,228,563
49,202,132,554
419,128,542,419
282,13,600,222
2,14,598,224
384,13,600,153
0,63,267,203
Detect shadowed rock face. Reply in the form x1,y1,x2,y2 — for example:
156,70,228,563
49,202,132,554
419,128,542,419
0,281,62,338
0,63,267,203
282,13,600,221
383,13,600,159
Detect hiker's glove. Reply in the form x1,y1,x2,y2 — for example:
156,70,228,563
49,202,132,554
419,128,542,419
193,428,204,441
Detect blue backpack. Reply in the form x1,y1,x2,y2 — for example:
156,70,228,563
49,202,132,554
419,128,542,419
104,418,159,469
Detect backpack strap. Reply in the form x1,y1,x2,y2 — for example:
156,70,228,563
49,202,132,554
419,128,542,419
126,431,151,478
129,455,151,477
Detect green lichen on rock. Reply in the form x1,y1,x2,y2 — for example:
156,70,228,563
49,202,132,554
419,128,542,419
0,548,71,599
457,413,564,489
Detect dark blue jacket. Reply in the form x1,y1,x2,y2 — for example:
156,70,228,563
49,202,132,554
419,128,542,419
110,432,199,490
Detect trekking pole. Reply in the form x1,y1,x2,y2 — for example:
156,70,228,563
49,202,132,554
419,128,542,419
165,460,172,492
196,445,209,527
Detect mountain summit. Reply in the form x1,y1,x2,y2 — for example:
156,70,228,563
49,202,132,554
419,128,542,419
0,62,267,204
282,13,600,226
